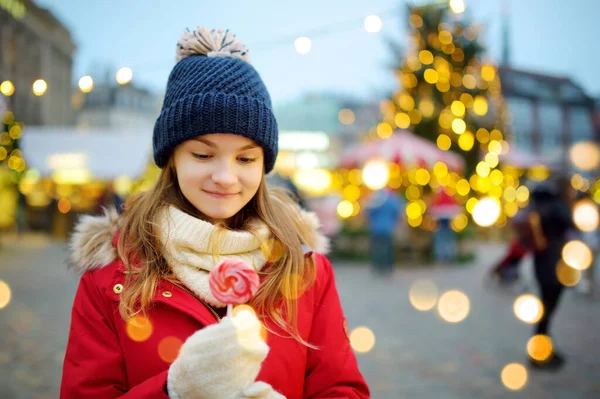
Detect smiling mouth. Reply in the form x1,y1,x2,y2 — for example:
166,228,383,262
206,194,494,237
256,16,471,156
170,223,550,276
202,190,239,198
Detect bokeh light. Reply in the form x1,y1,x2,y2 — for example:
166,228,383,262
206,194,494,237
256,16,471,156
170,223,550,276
415,168,430,185
419,99,435,117
343,184,361,202
572,199,599,232
458,131,474,151
349,326,376,353
32,79,47,96
337,200,354,219
556,260,581,287
377,122,393,138
364,15,383,33
449,0,466,13
562,240,593,271
363,160,390,190
473,96,488,116
57,198,72,214
158,336,182,363
501,363,527,391
437,290,470,323
527,335,553,362
409,279,439,311
472,197,500,227
569,141,599,171
451,213,469,232
78,76,94,93
126,315,153,342
513,294,544,324
116,67,133,84
451,101,465,117
481,65,496,81
1,80,15,96
395,112,411,129
0,280,11,309
419,50,434,65
424,69,439,84
433,162,448,178
294,37,312,55
339,109,355,125
476,162,490,178
437,134,451,150
451,118,466,134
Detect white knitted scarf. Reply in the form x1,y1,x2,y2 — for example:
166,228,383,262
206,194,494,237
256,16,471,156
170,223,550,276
158,206,271,308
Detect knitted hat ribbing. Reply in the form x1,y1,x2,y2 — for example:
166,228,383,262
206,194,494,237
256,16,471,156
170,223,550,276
153,28,278,172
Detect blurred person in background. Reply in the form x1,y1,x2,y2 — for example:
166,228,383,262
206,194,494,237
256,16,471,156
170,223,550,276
527,178,575,371
430,190,460,263
365,188,404,276
489,206,533,285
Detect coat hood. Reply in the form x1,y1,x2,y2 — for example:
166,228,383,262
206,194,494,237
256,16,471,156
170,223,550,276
69,206,330,274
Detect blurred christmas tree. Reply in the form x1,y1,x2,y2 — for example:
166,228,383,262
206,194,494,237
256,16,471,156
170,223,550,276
381,0,510,175
0,103,27,229
0,108,27,180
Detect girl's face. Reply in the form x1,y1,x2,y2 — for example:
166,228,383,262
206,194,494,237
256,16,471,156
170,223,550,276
173,133,264,223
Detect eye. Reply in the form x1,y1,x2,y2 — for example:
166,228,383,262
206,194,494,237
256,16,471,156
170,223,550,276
191,153,211,160
238,157,257,164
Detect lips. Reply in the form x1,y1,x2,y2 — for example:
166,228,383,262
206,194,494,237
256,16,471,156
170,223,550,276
203,190,239,198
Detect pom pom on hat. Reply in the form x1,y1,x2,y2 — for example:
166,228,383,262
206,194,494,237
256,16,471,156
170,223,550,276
153,26,278,172
176,27,249,62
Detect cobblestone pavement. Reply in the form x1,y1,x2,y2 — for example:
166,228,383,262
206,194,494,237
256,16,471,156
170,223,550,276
0,234,599,398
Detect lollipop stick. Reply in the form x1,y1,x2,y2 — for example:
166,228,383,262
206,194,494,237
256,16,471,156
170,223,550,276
227,304,232,318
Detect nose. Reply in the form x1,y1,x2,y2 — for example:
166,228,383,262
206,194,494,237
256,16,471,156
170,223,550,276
211,160,238,186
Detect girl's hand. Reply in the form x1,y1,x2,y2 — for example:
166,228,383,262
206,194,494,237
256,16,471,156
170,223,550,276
243,381,286,398
167,316,269,399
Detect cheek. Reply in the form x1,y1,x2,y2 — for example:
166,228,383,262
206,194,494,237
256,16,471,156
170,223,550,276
176,160,205,190
242,166,263,192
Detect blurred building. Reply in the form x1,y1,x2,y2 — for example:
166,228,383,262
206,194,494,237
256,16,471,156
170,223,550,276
0,0,76,125
499,67,598,168
595,96,600,133
73,78,162,130
498,5,598,169
274,93,379,174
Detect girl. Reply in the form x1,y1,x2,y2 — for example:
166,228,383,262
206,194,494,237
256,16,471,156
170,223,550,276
61,27,370,398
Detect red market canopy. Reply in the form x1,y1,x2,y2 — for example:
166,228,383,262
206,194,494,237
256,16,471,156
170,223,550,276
497,147,560,170
429,190,462,218
339,130,464,172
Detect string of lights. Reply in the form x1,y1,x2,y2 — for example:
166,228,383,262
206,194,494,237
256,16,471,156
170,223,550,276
1,5,412,96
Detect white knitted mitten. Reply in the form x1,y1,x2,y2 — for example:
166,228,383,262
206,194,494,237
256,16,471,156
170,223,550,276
243,381,286,399
167,316,269,399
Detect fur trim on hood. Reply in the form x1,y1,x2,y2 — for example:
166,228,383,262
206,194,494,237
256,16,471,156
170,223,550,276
69,206,330,274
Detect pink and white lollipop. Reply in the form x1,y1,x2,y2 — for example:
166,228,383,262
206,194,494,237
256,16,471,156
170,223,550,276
209,258,260,317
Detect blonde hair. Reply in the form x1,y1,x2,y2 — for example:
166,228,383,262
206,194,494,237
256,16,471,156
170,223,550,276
117,157,316,345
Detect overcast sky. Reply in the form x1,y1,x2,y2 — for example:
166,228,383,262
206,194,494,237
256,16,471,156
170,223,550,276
38,0,600,105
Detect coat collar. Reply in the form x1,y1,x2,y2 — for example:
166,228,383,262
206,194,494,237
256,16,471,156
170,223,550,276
69,205,329,274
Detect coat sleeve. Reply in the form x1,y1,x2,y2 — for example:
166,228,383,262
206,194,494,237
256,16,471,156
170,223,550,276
303,255,370,399
61,271,170,399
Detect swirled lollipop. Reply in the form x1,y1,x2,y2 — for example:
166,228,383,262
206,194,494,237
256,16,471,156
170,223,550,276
209,258,260,317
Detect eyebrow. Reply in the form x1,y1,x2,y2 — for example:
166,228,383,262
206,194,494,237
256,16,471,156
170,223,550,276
193,137,260,151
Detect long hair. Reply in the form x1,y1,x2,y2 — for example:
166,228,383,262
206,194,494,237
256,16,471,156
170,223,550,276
117,157,316,345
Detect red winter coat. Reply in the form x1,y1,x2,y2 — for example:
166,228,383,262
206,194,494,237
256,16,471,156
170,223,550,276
61,214,369,399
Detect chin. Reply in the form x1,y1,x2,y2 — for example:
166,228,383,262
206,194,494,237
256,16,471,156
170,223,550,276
197,206,238,222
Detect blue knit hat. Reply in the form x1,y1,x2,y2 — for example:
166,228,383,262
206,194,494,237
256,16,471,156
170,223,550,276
153,28,278,172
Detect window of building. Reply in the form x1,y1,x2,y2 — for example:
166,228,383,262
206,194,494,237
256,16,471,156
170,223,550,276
569,106,594,143
507,97,533,150
539,102,562,154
